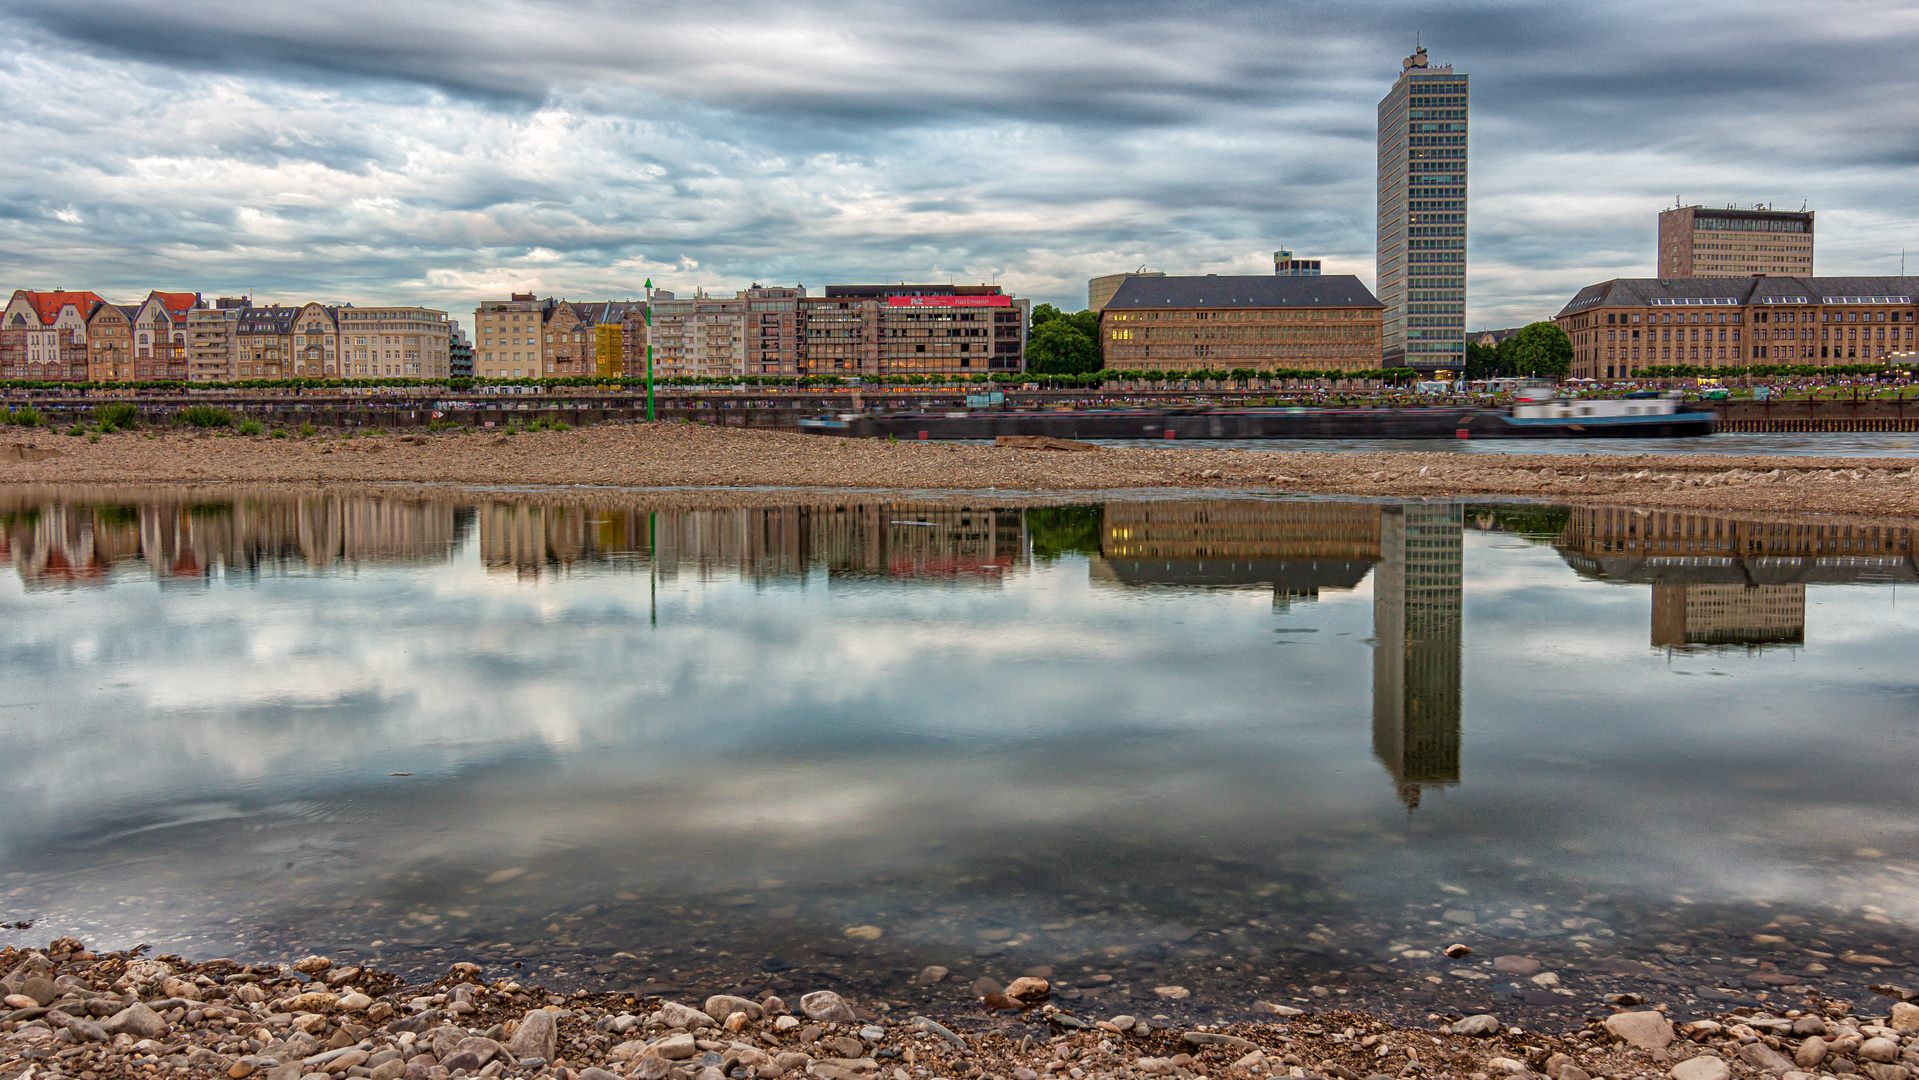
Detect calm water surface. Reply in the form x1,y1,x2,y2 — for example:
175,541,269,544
1,487,1916,1025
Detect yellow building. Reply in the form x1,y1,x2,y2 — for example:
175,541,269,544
594,323,625,377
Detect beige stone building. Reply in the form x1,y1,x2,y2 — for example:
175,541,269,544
185,300,250,381
335,305,451,378
471,294,553,379
1098,274,1384,373
234,306,298,379
1555,275,1917,379
1658,205,1813,278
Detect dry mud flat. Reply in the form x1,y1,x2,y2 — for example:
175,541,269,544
7,941,1919,1080
1,424,1917,517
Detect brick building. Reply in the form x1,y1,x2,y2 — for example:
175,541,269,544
1097,275,1384,373
1555,275,1919,379
1,290,102,381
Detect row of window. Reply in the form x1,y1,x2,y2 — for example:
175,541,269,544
1107,310,1372,323
1593,343,1902,364
1591,309,1913,325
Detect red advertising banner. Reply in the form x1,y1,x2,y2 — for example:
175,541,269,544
885,295,1013,308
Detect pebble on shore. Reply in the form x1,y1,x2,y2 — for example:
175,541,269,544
3,421,1916,519
7,938,1919,1080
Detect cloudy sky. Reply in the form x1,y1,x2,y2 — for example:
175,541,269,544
2,1,1917,329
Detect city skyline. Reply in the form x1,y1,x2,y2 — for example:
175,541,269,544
1,4,1915,330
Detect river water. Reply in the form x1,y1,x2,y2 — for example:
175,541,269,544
1,487,1916,1028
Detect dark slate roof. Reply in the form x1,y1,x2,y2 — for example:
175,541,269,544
236,306,300,332
1557,276,1919,318
1104,274,1380,310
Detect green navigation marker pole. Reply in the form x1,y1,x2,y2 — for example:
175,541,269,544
644,278,655,421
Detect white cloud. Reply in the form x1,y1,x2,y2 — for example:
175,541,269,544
0,1,1916,321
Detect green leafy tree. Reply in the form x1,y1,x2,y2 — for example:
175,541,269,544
1030,303,1065,329
1465,340,1508,380
1066,309,1100,340
1026,319,1101,375
1506,322,1573,378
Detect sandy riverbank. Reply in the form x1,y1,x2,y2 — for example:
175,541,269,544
2,423,1917,517
8,940,1909,1080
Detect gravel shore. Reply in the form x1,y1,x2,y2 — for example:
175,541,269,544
9,939,1913,1080
2,424,1916,517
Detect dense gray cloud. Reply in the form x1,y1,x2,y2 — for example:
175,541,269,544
0,1,1916,325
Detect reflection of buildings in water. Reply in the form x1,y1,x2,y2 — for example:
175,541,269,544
1558,506,1915,575
477,502,1026,583
1555,507,1916,650
0,496,465,588
809,506,1024,581
1371,504,1463,810
1090,501,1381,606
1652,584,1805,649
1084,499,1462,807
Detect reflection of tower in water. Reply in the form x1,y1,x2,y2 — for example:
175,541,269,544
1372,505,1464,809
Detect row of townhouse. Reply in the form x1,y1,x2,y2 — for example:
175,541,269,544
2,290,453,382
472,284,1030,381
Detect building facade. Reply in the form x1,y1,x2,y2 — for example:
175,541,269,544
185,300,250,382
233,306,300,379
1097,274,1383,373
116,292,200,381
471,294,554,379
824,285,1027,376
449,328,473,378
335,306,451,379
1658,205,1814,278
1089,271,1164,313
468,284,1028,381
1555,275,1919,379
1,290,102,382
1377,46,1468,373
84,303,136,381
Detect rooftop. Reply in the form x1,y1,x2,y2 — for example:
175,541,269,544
1104,274,1381,310
1557,276,1919,318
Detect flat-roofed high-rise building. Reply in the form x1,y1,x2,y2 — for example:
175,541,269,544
1274,250,1321,276
1377,46,1467,374
1658,205,1814,278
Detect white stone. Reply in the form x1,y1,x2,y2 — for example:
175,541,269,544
1669,1056,1730,1080
1605,1010,1674,1050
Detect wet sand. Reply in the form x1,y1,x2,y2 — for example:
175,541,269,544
2,423,1916,517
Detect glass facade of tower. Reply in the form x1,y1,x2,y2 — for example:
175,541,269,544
1377,50,1467,372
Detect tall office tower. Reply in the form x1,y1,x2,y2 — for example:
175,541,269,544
1377,46,1468,373
1658,205,1814,278
1372,504,1464,809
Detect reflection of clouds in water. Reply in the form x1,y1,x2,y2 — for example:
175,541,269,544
0,496,1916,952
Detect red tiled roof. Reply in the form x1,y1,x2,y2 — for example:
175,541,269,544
151,291,201,323
23,290,106,325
